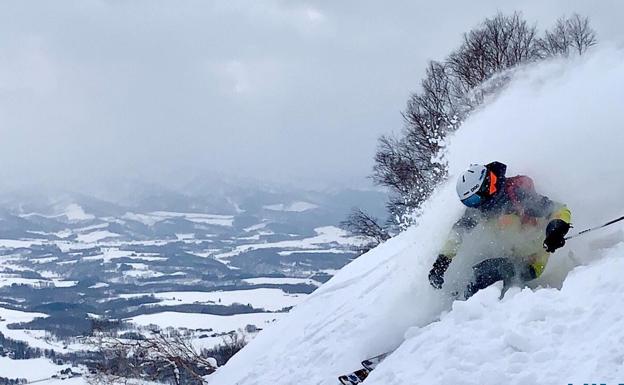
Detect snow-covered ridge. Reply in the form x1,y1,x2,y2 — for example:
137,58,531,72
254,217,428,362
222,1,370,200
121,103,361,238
264,201,319,212
122,211,234,227
208,48,624,384
20,203,95,222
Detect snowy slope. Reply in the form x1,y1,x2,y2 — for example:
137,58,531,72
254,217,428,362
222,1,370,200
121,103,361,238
366,245,624,385
208,48,624,385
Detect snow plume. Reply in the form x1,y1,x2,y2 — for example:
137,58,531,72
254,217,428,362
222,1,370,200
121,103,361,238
209,48,624,385
446,46,624,286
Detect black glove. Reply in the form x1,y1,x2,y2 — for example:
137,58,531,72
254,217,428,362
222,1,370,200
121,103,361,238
466,257,514,298
429,255,451,289
543,219,571,252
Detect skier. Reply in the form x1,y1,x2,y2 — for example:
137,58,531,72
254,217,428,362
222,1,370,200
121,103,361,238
428,161,572,298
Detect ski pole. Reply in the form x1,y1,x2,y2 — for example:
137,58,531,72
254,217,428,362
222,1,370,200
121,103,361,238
565,215,624,240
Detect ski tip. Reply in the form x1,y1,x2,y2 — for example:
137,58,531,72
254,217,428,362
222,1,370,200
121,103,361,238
361,352,390,371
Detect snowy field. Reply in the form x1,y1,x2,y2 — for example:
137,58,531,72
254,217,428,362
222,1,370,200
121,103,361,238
263,201,319,212
0,275,77,288
127,311,282,333
242,277,321,286
122,211,234,227
208,49,624,385
0,357,70,381
75,230,120,243
213,226,361,262
0,306,85,351
120,288,305,311
0,307,49,348
0,199,357,374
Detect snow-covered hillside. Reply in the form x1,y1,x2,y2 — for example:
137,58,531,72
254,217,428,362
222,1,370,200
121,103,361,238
208,48,624,385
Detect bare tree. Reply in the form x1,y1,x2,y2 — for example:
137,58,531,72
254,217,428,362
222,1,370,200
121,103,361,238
566,14,597,55
374,13,541,228
539,14,597,57
372,130,445,229
448,12,540,89
372,135,422,198
201,332,247,367
540,16,571,57
87,331,217,385
417,61,458,121
372,62,455,226
341,208,390,252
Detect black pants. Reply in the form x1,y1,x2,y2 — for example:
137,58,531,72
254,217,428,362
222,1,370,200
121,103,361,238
464,257,536,299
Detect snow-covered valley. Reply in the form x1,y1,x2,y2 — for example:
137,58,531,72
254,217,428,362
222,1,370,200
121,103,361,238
0,187,382,383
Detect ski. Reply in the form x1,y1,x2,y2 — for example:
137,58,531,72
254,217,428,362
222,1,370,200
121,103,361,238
337,352,391,384
338,368,369,385
361,352,390,371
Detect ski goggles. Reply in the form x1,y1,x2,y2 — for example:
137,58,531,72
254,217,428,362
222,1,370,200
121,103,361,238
460,171,499,208
461,193,485,208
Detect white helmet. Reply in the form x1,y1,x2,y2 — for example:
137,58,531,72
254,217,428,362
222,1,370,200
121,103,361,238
456,164,488,208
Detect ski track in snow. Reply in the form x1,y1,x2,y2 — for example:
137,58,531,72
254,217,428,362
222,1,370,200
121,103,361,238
208,49,624,385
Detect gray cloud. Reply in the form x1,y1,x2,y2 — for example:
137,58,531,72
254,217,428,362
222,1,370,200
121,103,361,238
0,0,622,193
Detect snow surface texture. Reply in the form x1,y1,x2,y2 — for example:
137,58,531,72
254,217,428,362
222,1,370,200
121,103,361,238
208,48,624,385
369,246,624,385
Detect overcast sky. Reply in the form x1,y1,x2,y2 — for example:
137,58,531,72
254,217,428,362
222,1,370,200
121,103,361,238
0,1,622,193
